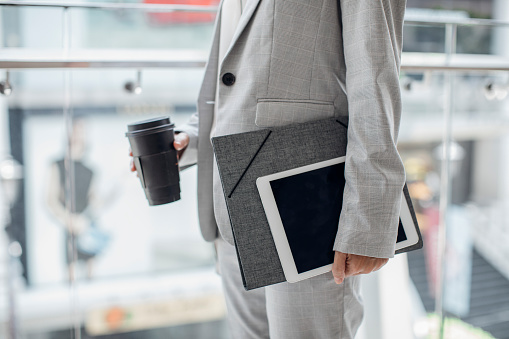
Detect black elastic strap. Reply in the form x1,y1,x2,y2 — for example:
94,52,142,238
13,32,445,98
336,119,348,129
228,130,272,198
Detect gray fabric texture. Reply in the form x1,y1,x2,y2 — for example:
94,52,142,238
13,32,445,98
212,118,348,290
178,0,407,258
215,237,270,338
212,120,422,289
216,237,364,339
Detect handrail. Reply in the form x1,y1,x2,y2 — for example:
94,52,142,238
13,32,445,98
401,65,509,72
404,16,509,28
0,49,209,69
0,0,218,12
1,50,509,71
2,1,509,28
401,53,509,72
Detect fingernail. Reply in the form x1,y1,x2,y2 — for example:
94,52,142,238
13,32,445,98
334,278,343,284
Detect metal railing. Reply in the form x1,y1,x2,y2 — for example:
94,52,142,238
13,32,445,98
0,0,507,24
1,1,509,71
1,3,509,339
0,1,216,69
3,51,509,71
0,0,218,12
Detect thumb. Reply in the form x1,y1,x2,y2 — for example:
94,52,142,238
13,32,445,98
332,251,347,285
174,133,189,151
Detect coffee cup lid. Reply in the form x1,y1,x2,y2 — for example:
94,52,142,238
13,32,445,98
126,116,175,137
128,117,173,132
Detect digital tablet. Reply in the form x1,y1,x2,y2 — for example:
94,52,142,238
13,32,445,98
256,157,420,283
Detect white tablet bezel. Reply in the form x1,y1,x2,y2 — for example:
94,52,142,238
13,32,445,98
256,156,419,283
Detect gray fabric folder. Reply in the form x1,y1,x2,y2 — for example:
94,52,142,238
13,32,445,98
211,118,422,290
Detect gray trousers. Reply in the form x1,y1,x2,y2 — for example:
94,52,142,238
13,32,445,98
216,238,364,339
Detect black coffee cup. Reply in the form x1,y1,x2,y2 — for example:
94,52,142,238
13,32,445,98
126,117,180,205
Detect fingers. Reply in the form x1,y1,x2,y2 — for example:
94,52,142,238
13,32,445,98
129,147,136,173
174,132,189,160
344,254,364,277
374,258,389,272
332,251,347,285
128,148,138,177
174,133,189,151
344,255,389,278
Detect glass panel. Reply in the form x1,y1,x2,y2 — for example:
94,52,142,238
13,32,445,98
399,70,444,319
399,69,509,339
447,72,509,339
3,2,509,339
403,24,447,54
1,7,63,49
1,3,218,50
0,66,230,337
73,6,216,50
0,2,227,337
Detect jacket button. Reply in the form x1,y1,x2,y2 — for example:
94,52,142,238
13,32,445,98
222,73,236,86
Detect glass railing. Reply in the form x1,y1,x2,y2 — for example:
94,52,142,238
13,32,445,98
1,2,509,339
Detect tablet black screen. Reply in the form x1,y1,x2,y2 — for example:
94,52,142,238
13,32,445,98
269,163,345,274
397,219,407,243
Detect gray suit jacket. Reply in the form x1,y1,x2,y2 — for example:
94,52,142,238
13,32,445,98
178,0,407,258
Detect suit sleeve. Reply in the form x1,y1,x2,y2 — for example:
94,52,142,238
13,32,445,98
175,112,199,169
333,0,407,258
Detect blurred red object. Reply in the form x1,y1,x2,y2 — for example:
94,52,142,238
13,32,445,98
144,0,219,25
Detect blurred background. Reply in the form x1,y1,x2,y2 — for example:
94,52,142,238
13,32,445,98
0,0,508,338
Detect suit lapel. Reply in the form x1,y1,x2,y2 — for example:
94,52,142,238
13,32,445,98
199,0,262,101
220,0,262,68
